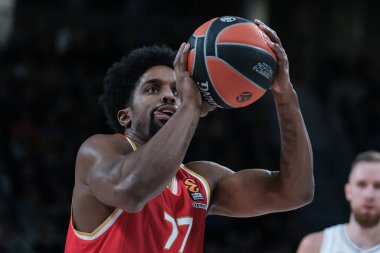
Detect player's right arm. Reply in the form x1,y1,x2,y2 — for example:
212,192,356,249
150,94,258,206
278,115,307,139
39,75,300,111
296,232,323,253
72,43,213,232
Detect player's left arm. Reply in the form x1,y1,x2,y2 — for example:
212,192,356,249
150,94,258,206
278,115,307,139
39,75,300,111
192,20,314,217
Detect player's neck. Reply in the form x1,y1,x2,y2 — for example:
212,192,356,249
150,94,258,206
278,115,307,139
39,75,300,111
346,215,380,250
124,129,146,146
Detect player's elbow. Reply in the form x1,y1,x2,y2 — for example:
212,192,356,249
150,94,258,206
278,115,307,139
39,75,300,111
298,188,314,206
304,180,315,203
290,183,314,208
278,182,314,210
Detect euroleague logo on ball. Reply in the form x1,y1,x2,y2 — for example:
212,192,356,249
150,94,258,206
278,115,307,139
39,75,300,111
220,16,236,22
236,91,252,102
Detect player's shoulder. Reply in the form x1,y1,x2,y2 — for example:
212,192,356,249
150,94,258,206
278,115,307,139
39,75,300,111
297,231,324,253
75,134,133,176
78,133,132,156
186,160,233,172
185,161,234,178
185,161,234,194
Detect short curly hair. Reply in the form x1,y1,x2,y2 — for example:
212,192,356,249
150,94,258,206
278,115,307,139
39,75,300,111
351,150,380,169
99,45,176,133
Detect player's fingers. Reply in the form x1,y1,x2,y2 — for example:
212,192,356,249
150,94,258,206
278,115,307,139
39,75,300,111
179,43,190,72
254,19,283,47
173,42,186,70
268,41,288,67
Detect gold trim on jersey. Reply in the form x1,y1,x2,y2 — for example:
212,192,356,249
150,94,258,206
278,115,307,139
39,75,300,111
125,136,137,151
181,165,211,209
168,176,178,194
72,208,123,240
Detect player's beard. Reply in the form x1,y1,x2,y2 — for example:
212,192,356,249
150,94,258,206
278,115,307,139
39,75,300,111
353,210,380,228
148,110,164,137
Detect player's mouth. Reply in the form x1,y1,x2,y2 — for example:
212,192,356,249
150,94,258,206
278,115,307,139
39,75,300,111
153,104,177,121
362,205,375,212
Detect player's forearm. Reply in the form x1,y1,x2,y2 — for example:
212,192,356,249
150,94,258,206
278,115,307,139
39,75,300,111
118,102,201,209
273,86,314,206
138,102,200,174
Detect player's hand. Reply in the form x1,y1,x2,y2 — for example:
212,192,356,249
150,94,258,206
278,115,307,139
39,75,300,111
173,42,216,117
254,19,293,95
200,100,216,117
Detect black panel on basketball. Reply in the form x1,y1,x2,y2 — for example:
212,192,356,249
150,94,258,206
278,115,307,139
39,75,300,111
205,17,250,57
217,44,277,89
189,36,229,107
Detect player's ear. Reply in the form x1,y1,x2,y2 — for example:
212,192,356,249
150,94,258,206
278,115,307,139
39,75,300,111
344,183,352,201
117,108,132,128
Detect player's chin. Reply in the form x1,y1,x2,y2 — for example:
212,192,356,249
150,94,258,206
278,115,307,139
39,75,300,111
158,119,169,125
154,114,172,125
153,117,169,127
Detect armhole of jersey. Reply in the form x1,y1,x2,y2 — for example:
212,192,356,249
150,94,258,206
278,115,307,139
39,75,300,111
320,226,333,253
71,208,123,240
181,165,211,210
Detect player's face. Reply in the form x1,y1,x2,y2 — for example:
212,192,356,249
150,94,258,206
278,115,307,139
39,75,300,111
130,65,180,139
345,161,380,227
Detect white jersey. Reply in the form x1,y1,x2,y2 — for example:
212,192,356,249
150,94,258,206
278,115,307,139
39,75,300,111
320,224,380,253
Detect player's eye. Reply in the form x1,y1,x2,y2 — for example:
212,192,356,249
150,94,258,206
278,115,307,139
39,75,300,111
173,89,179,97
146,86,159,94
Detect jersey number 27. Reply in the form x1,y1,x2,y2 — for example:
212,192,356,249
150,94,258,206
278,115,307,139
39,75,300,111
164,212,193,252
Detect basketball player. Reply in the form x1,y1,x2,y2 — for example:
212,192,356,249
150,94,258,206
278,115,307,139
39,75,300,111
65,20,314,252
297,151,380,253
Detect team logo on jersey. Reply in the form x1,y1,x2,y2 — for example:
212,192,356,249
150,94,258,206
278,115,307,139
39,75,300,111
184,178,204,201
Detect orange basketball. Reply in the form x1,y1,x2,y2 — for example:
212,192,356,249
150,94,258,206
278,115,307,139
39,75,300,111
188,16,277,108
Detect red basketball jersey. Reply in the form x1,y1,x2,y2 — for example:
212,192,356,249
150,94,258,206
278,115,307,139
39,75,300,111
65,137,210,253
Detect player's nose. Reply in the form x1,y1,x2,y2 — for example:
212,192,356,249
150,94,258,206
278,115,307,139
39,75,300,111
363,186,376,199
161,87,176,104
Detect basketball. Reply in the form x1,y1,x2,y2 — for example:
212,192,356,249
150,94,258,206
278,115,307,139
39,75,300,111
187,16,277,108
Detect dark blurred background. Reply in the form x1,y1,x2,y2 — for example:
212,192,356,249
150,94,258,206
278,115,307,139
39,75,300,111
0,0,379,252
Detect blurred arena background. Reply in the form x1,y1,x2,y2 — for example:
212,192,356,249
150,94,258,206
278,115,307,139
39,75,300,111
0,0,379,252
